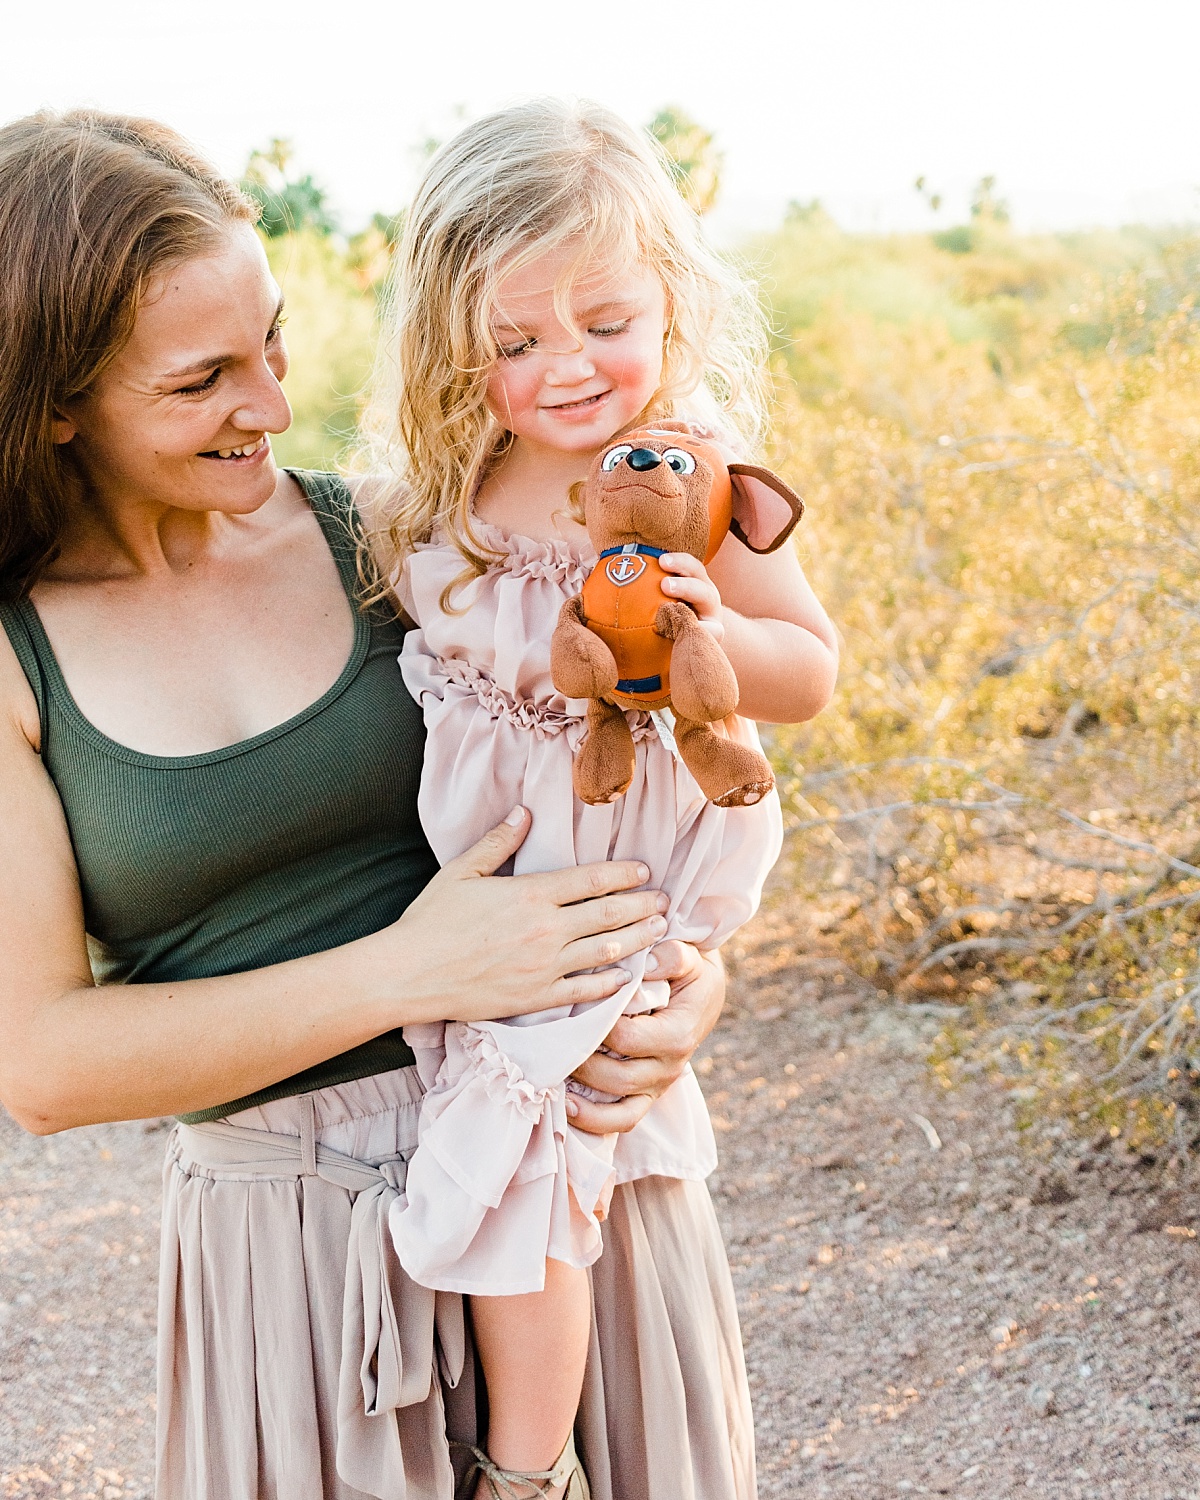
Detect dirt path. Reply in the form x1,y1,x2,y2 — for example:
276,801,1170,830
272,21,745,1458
3,894,1199,1499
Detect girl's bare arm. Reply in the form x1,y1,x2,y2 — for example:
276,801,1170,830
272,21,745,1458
664,537,837,724
0,647,668,1135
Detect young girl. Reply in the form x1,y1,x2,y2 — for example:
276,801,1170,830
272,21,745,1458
361,99,838,1500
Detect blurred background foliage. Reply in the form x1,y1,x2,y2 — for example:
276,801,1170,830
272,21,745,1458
250,119,1200,1151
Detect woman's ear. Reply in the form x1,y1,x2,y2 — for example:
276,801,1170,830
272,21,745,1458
50,412,77,444
727,464,804,553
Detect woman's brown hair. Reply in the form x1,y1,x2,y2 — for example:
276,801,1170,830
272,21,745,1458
0,110,258,602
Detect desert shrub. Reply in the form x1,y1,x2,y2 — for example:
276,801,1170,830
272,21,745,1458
766,232,1200,1149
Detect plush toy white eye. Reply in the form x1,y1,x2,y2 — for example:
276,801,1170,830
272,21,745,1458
661,448,696,475
601,444,633,471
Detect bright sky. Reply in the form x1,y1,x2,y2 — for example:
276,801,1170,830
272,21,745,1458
5,0,1197,237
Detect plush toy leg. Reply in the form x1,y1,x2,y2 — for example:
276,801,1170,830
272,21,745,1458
654,601,739,724
673,715,776,808
574,699,637,805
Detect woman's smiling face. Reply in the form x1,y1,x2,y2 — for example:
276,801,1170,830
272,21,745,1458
57,222,293,517
484,244,668,457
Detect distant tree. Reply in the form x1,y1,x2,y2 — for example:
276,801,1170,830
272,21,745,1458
648,106,722,215
346,211,407,295
931,175,1011,254
242,139,338,238
971,175,1010,226
914,175,943,213
785,198,836,230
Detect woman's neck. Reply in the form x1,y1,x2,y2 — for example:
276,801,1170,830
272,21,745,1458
46,479,277,587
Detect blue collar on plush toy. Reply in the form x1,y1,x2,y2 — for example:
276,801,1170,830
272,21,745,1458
597,543,666,560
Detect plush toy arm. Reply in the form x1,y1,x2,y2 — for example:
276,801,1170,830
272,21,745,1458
551,595,620,700
655,600,740,723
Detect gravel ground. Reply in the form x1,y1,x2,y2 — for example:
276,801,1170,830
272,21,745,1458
3,896,1199,1499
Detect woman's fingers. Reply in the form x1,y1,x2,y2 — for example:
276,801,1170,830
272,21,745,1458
570,947,727,1096
560,912,667,974
566,1091,655,1136
530,857,655,908
551,967,634,1007
643,938,687,979
441,806,530,878
559,885,668,944
572,1046,680,1098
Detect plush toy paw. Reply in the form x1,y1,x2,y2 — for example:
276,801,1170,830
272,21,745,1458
573,702,636,805
713,776,775,809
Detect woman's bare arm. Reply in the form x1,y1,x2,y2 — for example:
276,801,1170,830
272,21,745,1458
0,649,668,1135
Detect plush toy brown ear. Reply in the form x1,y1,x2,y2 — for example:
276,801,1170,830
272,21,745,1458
727,464,805,554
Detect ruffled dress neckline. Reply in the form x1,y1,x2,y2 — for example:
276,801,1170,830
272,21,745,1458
467,511,597,584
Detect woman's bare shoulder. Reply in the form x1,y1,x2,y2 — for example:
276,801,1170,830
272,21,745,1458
0,622,42,753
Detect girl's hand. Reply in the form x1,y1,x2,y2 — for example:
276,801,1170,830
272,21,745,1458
567,943,725,1135
658,554,725,643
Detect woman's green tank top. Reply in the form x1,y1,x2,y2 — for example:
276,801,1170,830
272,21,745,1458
0,471,439,1123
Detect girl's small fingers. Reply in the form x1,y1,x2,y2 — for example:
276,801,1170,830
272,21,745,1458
660,577,711,600
659,575,722,617
658,553,705,577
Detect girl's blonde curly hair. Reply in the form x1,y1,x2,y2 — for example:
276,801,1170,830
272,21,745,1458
355,97,770,597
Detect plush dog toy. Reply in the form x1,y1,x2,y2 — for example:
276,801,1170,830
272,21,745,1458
550,426,804,807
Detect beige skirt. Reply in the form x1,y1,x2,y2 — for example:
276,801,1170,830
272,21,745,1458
156,1068,756,1500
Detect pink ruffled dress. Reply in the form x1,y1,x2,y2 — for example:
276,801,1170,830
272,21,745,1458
389,518,782,1294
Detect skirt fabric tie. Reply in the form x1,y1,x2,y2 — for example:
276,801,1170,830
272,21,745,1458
157,1084,471,1500
155,1069,757,1500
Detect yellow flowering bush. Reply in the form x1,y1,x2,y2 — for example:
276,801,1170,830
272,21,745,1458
765,228,1200,1147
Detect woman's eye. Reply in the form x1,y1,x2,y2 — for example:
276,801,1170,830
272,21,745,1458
662,448,696,475
601,444,634,472
266,318,286,345
178,369,220,396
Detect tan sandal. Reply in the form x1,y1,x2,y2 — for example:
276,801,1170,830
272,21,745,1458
457,1432,590,1500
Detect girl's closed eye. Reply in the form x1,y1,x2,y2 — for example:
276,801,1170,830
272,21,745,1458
498,335,536,360
590,319,631,338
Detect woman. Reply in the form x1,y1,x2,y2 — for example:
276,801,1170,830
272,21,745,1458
0,110,752,1500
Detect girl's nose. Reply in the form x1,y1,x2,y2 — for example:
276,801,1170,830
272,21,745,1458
543,345,596,385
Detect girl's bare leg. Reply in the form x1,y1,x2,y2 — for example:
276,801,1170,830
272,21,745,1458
469,1258,591,1498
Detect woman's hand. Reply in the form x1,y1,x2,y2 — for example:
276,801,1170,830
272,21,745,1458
658,554,725,643
380,807,670,1026
567,942,725,1135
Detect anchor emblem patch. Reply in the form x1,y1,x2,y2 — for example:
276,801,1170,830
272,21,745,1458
605,553,648,587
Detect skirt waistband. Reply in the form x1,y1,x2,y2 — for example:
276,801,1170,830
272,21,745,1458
177,1096,412,1190
164,1101,465,1499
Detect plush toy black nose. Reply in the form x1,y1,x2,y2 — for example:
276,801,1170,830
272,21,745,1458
626,448,662,471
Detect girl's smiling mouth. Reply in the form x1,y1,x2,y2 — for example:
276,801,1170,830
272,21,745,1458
541,390,611,415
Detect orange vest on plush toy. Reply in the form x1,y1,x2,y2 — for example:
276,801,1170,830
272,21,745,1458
579,439,734,710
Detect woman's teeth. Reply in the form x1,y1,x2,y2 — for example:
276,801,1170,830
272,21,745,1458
209,438,265,459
